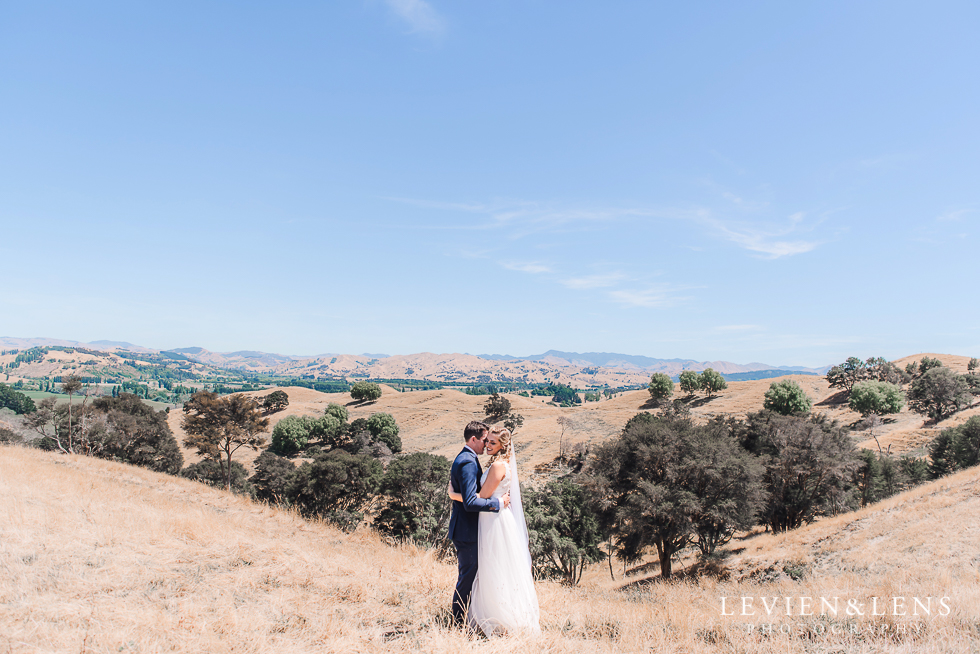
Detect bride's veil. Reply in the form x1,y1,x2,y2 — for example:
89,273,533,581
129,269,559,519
509,445,532,570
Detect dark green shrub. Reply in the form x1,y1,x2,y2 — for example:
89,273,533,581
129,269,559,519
286,450,382,531
0,427,20,444
270,415,312,455
89,394,184,474
250,451,296,504
366,412,401,453
953,416,980,468
375,452,451,546
0,383,36,414
908,367,972,421
181,459,252,495
524,477,604,585
927,429,957,478
262,390,290,414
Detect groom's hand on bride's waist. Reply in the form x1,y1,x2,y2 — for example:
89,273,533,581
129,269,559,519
500,492,510,510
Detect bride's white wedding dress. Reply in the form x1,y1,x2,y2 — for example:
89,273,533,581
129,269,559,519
467,450,541,636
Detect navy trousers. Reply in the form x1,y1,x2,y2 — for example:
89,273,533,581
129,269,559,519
452,540,479,626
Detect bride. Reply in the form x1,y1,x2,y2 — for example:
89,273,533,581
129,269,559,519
448,427,540,636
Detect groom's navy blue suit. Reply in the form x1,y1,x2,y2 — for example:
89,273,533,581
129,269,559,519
448,445,500,625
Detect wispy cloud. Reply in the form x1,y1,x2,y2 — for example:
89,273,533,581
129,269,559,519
937,209,972,222
705,213,821,259
609,286,688,309
388,197,631,236
560,272,628,290
393,196,824,258
385,0,446,35
715,324,763,332
501,261,550,274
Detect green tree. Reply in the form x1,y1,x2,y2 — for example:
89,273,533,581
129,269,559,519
969,358,979,372
374,452,451,546
688,420,763,557
311,413,348,450
952,416,980,468
366,412,401,453
551,384,581,405
699,368,728,397
0,383,36,414
647,373,674,404
916,357,945,377
270,415,313,455
908,367,972,421
503,412,525,432
249,451,296,504
678,370,701,396
86,393,184,474
763,379,812,415
927,429,957,478
848,381,905,417
350,381,382,403
899,455,930,486
587,414,761,578
751,412,857,531
182,391,270,492
287,449,382,531
864,357,910,386
524,477,604,585
826,357,866,393
853,449,883,507
483,392,511,421
262,390,290,414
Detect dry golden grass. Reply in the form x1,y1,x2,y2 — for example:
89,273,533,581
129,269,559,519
2,444,978,653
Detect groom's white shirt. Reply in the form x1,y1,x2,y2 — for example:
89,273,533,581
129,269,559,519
463,445,477,456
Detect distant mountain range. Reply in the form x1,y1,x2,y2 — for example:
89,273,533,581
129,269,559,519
0,336,831,385
475,350,827,375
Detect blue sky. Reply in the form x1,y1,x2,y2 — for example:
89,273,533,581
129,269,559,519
1,1,978,367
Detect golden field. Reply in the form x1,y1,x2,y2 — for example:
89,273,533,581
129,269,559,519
2,444,978,653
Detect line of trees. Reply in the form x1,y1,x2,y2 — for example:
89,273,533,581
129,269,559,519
21,389,184,474
827,355,979,422
676,368,728,397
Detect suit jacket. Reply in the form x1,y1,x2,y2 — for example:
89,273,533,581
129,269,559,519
447,447,500,543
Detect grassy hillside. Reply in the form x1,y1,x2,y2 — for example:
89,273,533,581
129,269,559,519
167,356,979,474
2,445,977,653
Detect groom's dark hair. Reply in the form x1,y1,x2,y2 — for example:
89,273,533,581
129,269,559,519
463,420,490,442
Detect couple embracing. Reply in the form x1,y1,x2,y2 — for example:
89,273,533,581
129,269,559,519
447,420,540,636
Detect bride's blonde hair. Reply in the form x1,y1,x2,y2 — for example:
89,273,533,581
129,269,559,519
487,427,512,465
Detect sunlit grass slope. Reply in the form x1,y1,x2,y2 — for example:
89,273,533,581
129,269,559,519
2,445,978,653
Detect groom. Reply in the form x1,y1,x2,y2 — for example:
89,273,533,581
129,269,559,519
448,420,510,627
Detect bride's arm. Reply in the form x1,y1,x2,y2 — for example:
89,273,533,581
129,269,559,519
446,462,507,501
478,461,507,498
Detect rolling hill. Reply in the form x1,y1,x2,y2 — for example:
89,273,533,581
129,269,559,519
0,336,829,389
2,438,976,653
164,353,978,479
